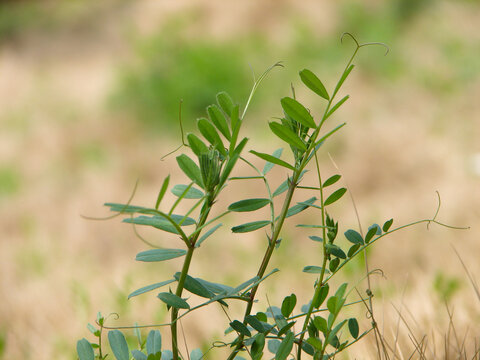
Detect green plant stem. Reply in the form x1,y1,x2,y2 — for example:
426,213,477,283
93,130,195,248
171,194,214,360
226,170,300,360
297,151,328,360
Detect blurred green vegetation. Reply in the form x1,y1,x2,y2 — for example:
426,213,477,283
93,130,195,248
112,0,471,133
0,166,21,199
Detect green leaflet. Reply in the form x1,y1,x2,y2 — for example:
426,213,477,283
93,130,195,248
157,292,190,309
108,330,130,360
77,339,94,360
284,197,317,218
136,249,187,262
269,122,307,151
208,104,231,140
146,330,162,356
322,174,341,187
197,117,226,156
348,318,359,339
123,214,195,234
230,320,251,337
216,91,235,116
299,69,329,100
176,154,204,188
281,294,297,318
280,97,317,129
250,150,295,171
228,198,270,212
302,266,329,274
128,279,176,299
171,184,204,199
275,331,294,360
155,175,170,210
324,187,347,206
231,220,271,233
344,229,364,245
383,218,394,232
187,133,209,157
326,95,349,119
196,223,222,248
174,272,214,299
262,148,283,175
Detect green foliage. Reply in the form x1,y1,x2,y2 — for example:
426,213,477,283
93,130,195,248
78,34,462,360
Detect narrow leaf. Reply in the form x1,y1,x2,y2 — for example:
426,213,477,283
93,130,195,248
303,266,329,274
197,118,226,156
263,148,283,175
230,320,251,337
250,150,295,171
323,174,341,188
174,272,214,299
299,69,329,100
383,218,393,232
195,278,234,295
196,223,222,248
228,198,270,212
334,64,355,95
208,104,231,140
280,97,317,128
347,243,361,257
275,331,294,360
171,184,204,199
217,91,234,116
146,330,162,355
309,235,323,242
176,154,204,188
326,95,349,119
307,337,323,351
232,220,270,233
269,122,307,151
157,292,190,309
123,215,193,234
77,338,94,360
187,133,209,157
284,197,316,218
128,279,176,299
108,330,130,360
344,229,364,245
273,178,289,197
136,249,187,262
155,175,170,210
312,283,329,308
324,187,347,206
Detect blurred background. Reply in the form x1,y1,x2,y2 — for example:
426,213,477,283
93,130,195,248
1,0,479,359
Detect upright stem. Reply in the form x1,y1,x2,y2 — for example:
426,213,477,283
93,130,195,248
227,171,300,360
171,195,214,360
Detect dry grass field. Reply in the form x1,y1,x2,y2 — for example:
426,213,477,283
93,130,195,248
0,1,479,359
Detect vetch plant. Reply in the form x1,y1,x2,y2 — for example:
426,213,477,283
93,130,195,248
77,33,466,360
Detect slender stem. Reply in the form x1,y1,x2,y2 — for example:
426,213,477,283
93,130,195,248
171,194,214,360
297,151,328,359
226,171,300,360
